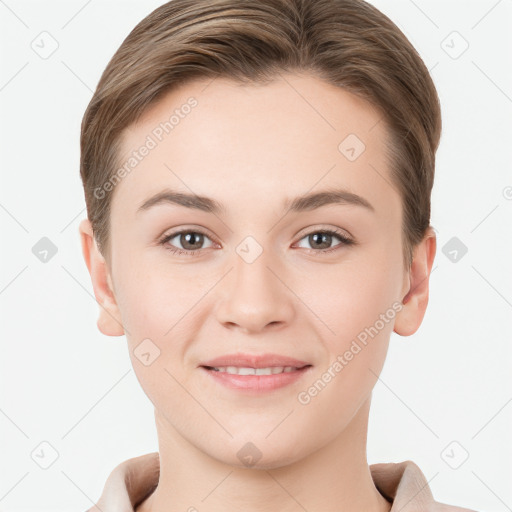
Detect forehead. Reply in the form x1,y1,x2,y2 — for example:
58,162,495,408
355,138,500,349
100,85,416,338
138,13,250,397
112,73,398,219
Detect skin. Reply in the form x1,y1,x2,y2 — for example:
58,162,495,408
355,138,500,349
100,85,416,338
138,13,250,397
80,72,436,512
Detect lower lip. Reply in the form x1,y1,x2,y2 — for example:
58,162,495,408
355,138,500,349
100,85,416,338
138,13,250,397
200,366,312,392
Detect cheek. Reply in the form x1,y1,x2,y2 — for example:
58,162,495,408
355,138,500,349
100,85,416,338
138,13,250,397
121,287,193,423
116,268,204,386
298,260,400,430
304,248,402,350
305,239,403,397
113,253,181,336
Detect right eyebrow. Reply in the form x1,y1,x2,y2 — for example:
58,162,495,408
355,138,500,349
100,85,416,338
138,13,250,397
136,189,225,215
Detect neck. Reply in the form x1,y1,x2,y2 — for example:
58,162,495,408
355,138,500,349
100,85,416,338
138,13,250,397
137,396,391,512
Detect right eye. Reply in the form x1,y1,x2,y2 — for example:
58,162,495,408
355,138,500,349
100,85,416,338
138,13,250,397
159,229,215,256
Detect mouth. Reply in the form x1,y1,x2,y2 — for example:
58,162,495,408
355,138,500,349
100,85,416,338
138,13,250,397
201,365,312,375
199,364,313,392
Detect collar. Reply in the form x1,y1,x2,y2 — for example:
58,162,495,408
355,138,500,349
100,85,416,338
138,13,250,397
88,454,476,512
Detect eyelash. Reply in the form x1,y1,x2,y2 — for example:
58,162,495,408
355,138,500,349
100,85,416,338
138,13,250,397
158,227,355,257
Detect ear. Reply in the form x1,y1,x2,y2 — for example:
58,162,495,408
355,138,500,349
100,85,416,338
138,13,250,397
394,226,437,337
79,218,125,337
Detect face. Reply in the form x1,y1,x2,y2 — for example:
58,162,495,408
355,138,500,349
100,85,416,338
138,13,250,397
86,73,424,468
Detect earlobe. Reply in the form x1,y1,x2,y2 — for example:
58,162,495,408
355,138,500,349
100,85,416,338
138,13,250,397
393,227,437,337
78,219,125,337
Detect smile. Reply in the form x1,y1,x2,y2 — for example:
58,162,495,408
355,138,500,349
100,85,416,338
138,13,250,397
206,365,305,375
200,364,313,392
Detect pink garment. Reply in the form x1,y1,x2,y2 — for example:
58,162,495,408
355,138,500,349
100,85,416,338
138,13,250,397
86,453,477,512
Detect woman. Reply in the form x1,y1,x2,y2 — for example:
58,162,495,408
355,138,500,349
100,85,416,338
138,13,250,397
79,0,477,510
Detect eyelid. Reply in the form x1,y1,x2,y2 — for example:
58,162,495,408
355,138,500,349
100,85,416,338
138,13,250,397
159,225,352,244
159,225,216,241
159,226,218,247
294,224,353,241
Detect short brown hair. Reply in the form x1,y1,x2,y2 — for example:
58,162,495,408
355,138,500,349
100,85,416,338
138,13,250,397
80,0,441,269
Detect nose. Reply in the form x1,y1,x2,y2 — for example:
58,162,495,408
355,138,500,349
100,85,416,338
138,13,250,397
215,247,295,334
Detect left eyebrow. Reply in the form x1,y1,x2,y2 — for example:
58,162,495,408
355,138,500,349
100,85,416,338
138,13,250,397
136,186,375,216
284,188,375,213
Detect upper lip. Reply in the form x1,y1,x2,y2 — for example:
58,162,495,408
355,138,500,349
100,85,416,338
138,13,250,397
200,353,312,369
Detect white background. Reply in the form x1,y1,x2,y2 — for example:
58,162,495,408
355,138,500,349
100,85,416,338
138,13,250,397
0,0,511,510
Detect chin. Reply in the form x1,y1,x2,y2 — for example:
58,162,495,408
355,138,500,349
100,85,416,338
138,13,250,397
206,438,304,470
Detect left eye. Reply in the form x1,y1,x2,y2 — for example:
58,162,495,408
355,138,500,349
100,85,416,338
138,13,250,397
295,230,353,252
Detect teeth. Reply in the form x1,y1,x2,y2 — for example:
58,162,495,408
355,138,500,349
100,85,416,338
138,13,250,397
210,366,300,375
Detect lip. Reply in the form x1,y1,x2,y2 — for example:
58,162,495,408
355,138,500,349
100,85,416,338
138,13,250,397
199,352,313,394
200,365,313,393
199,352,311,369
